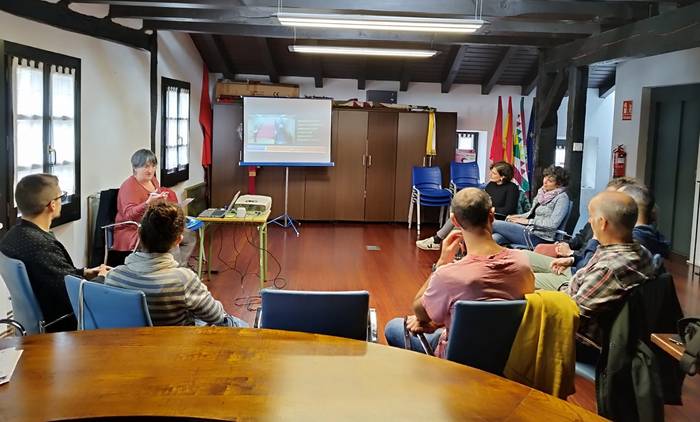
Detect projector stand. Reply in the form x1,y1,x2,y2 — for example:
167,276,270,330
270,166,300,237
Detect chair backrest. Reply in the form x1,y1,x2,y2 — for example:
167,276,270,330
260,289,370,341
450,161,480,188
65,275,152,330
552,199,575,241
412,166,443,190
0,251,45,335
445,300,527,375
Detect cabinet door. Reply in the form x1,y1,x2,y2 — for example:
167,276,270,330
304,111,339,220
365,112,398,221
394,112,429,222
212,104,246,207
334,110,368,221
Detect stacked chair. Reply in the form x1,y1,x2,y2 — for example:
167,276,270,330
408,166,453,237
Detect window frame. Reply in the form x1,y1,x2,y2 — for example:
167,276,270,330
160,77,190,187
1,41,82,229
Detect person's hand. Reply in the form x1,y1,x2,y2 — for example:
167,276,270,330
436,230,464,268
146,191,167,204
97,264,112,278
84,264,111,280
507,216,529,225
550,257,574,275
555,242,573,257
405,315,439,334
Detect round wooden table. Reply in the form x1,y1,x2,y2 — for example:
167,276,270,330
0,327,603,421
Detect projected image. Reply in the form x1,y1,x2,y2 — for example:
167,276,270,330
247,115,296,145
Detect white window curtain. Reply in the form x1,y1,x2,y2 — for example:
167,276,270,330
165,86,179,171
50,65,76,195
12,58,44,196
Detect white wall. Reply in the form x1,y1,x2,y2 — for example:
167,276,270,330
0,11,205,267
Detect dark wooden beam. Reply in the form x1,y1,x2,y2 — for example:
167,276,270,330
441,45,468,94
0,41,7,235
79,0,652,21
482,47,518,95
141,21,571,47
257,38,279,83
598,72,616,98
150,32,158,152
400,62,410,92
564,65,589,233
212,35,236,79
521,63,538,96
545,2,700,69
1,0,150,50
357,59,367,90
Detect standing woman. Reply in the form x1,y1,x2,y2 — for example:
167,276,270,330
491,165,570,248
112,149,195,266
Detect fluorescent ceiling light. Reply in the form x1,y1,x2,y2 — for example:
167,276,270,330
277,13,484,33
288,45,437,58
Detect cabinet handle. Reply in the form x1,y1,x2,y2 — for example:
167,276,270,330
368,155,372,167
362,154,366,167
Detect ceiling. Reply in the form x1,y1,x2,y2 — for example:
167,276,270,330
73,1,697,94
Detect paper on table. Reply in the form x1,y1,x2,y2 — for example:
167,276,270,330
0,347,23,385
179,197,194,208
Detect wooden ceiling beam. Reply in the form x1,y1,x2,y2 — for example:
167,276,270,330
441,45,468,94
482,47,517,95
545,2,700,69
141,21,567,47
521,62,539,95
400,62,410,92
2,0,150,50
357,59,366,90
257,38,279,83
598,72,616,98
212,34,237,79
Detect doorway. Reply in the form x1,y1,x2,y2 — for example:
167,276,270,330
646,84,700,257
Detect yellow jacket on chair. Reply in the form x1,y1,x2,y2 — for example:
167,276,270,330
503,290,579,398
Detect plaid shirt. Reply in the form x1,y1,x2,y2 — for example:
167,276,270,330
563,243,653,345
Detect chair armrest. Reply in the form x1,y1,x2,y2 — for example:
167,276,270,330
416,333,434,355
367,308,378,342
0,318,27,336
253,307,262,329
42,312,74,332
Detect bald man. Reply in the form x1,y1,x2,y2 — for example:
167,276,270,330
563,191,654,345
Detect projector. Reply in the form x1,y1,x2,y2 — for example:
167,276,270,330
235,195,272,213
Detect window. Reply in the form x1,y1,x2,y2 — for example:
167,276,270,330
160,77,190,187
555,138,566,168
1,42,81,228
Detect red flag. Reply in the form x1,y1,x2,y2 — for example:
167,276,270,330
489,96,504,163
199,63,213,167
504,96,515,164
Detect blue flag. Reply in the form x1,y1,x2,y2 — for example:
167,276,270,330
526,100,536,190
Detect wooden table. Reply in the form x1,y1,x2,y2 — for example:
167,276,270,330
0,328,603,421
651,333,686,361
196,210,270,288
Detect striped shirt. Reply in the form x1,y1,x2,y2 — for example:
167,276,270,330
564,243,653,345
105,252,226,326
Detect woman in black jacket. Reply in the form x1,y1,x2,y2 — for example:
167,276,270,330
416,161,520,251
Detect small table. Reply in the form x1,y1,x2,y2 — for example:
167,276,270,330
651,333,686,361
196,211,270,289
0,328,604,421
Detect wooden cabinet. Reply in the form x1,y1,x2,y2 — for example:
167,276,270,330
211,103,457,223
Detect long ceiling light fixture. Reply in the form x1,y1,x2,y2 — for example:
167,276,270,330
288,45,438,58
277,13,485,33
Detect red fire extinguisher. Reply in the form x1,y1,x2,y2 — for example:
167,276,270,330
613,145,627,178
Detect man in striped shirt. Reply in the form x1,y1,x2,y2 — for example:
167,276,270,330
560,191,654,346
105,202,247,327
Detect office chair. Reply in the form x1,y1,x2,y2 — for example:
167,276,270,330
0,251,73,335
64,275,153,330
408,166,453,238
256,289,377,342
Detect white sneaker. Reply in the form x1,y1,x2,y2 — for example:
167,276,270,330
416,237,441,251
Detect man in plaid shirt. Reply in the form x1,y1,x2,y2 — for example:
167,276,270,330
558,191,654,346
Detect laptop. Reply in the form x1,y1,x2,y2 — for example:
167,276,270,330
199,191,241,218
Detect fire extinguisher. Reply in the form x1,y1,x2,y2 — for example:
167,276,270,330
613,145,627,178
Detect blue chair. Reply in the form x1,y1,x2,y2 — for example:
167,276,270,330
408,166,453,238
511,199,574,250
449,161,481,192
0,251,73,335
445,300,527,375
257,289,375,341
0,318,27,336
64,275,152,330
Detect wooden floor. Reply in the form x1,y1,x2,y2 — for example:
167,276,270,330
201,222,700,420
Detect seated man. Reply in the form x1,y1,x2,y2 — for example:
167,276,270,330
385,188,535,357
619,184,670,258
0,174,108,332
548,191,654,346
105,201,248,327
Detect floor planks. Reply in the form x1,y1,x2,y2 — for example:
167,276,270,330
201,222,700,420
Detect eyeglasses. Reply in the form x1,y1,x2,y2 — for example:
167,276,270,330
46,191,67,207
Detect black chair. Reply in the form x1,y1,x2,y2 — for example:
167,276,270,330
0,318,26,336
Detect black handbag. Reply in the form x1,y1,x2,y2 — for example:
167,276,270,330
678,317,700,376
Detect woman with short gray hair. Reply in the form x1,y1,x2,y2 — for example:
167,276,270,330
112,149,195,267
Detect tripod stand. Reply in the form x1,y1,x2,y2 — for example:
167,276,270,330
269,166,300,236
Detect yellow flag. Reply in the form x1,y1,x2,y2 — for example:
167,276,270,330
426,111,437,156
